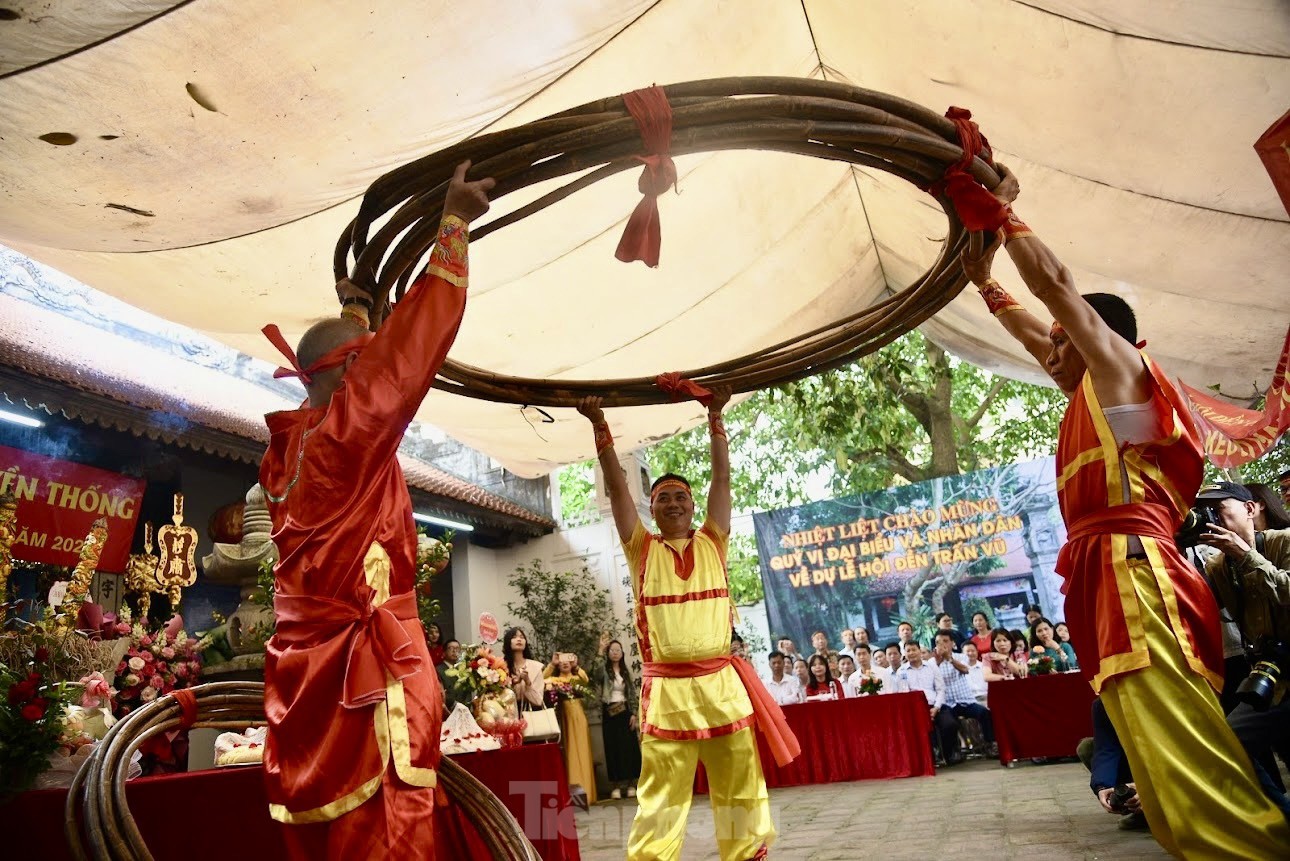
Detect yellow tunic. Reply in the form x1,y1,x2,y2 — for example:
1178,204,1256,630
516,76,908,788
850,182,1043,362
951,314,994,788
623,520,752,738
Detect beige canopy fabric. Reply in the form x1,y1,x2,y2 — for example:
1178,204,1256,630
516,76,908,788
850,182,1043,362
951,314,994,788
1,0,1287,477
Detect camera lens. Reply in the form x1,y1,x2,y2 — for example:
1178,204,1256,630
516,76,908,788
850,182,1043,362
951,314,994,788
1235,661,1280,711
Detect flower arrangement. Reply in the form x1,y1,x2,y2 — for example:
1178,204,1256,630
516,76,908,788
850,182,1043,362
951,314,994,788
1027,654,1055,675
857,674,883,696
110,609,208,718
543,680,595,707
0,636,119,792
444,644,510,701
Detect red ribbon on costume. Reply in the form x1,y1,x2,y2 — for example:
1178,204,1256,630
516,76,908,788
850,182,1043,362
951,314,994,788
656,372,713,407
171,687,198,729
929,107,1009,232
274,590,423,709
642,655,801,766
261,324,373,385
615,85,677,268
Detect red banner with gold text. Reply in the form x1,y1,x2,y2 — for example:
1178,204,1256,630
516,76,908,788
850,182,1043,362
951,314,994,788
0,444,144,572
1181,326,1290,468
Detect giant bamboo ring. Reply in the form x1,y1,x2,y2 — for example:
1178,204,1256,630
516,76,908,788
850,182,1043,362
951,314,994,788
337,77,999,407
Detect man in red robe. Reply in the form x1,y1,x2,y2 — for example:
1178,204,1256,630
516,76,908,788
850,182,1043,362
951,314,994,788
259,161,493,859
959,166,1288,857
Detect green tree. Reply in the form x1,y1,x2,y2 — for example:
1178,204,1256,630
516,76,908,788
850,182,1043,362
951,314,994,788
649,330,1066,511
504,559,616,669
556,462,597,526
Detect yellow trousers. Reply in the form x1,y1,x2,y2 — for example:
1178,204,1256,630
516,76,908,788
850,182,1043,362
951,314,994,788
1100,560,1290,859
627,727,773,861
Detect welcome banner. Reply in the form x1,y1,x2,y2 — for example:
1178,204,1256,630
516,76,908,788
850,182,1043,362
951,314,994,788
754,457,1066,647
0,444,145,572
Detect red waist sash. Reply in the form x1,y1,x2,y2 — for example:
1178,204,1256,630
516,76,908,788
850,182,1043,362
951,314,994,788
1057,502,1174,574
643,655,801,766
274,589,422,709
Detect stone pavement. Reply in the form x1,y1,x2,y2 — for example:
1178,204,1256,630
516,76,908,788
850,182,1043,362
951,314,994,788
574,759,1170,860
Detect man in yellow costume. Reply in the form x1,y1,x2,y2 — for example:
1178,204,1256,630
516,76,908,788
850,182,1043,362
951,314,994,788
958,162,1289,858
577,390,798,861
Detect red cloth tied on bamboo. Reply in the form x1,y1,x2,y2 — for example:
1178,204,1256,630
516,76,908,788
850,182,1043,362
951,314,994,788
642,655,801,767
615,85,677,268
929,106,1009,232
274,590,423,709
655,372,713,407
171,687,198,729
261,323,373,385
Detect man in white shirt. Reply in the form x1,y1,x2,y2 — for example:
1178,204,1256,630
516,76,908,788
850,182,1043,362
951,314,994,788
895,640,960,765
762,650,803,707
850,643,895,695
932,632,997,761
961,641,989,705
838,628,858,660
836,654,858,697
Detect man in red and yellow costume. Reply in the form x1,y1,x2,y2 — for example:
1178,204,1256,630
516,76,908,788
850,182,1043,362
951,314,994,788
577,391,798,861
960,165,1289,857
258,161,494,859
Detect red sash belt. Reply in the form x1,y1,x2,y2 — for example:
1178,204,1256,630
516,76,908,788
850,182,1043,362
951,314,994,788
643,655,801,766
1057,502,1176,573
274,590,422,709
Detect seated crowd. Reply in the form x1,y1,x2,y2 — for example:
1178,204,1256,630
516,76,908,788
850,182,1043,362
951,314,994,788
760,607,1079,764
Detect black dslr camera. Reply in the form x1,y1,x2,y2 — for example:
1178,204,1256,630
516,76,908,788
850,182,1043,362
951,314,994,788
1236,637,1290,711
1174,505,1220,550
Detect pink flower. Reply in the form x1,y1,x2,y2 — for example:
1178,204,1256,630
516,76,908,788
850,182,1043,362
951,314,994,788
160,646,175,660
149,674,165,689
188,661,200,673
186,638,198,649
116,660,127,674
155,662,168,673
140,635,153,647
114,622,131,635
142,652,154,663
80,671,113,709
174,664,187,678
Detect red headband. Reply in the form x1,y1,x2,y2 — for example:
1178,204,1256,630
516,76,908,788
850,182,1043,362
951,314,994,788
261,324,373,385
1050,321,1146,350
650,478,690,503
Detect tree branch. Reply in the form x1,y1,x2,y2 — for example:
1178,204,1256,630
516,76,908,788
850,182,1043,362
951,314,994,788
966,378,1010,430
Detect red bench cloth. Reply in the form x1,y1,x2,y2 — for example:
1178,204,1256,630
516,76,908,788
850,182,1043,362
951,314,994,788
989,672,1096,765
695,691,934,792
6,742,579,861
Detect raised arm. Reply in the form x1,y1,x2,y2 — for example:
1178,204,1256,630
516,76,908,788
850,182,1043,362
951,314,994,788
961,234,1053,370
577,396,642,544
985,165,1146,405
706,386,732,535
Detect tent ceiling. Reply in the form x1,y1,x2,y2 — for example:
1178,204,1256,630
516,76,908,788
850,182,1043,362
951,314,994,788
1,0,1287,477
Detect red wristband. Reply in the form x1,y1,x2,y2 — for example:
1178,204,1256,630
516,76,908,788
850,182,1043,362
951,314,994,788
977,279,1023,317
708,413,727,439
1000,207,1033,243
593,422,613,455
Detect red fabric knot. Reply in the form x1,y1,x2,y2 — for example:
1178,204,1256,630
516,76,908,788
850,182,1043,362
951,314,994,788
273,591,423,709
615,85,677,268
929,105,1009,233
171,687,198,729
261,323,373,385
655,372,713,407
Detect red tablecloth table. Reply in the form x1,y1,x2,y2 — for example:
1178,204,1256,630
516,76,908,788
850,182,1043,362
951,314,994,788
3,742,580,861
989,672,1096,765
695,691,934,792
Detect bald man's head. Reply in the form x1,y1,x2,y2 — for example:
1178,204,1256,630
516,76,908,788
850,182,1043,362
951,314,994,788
296,317,368,372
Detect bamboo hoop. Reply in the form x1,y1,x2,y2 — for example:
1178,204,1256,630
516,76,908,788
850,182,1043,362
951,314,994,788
336,76,999,407
64,682,540,861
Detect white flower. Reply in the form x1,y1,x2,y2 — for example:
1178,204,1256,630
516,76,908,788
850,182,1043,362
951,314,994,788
128,657,145,671
140,686,158,702
123,673,140,687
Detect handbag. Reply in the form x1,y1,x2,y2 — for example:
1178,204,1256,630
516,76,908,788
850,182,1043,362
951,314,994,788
521,700,561,743
605,701,627,718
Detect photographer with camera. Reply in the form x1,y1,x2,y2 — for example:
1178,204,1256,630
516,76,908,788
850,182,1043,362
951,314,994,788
1198,482,1290,818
